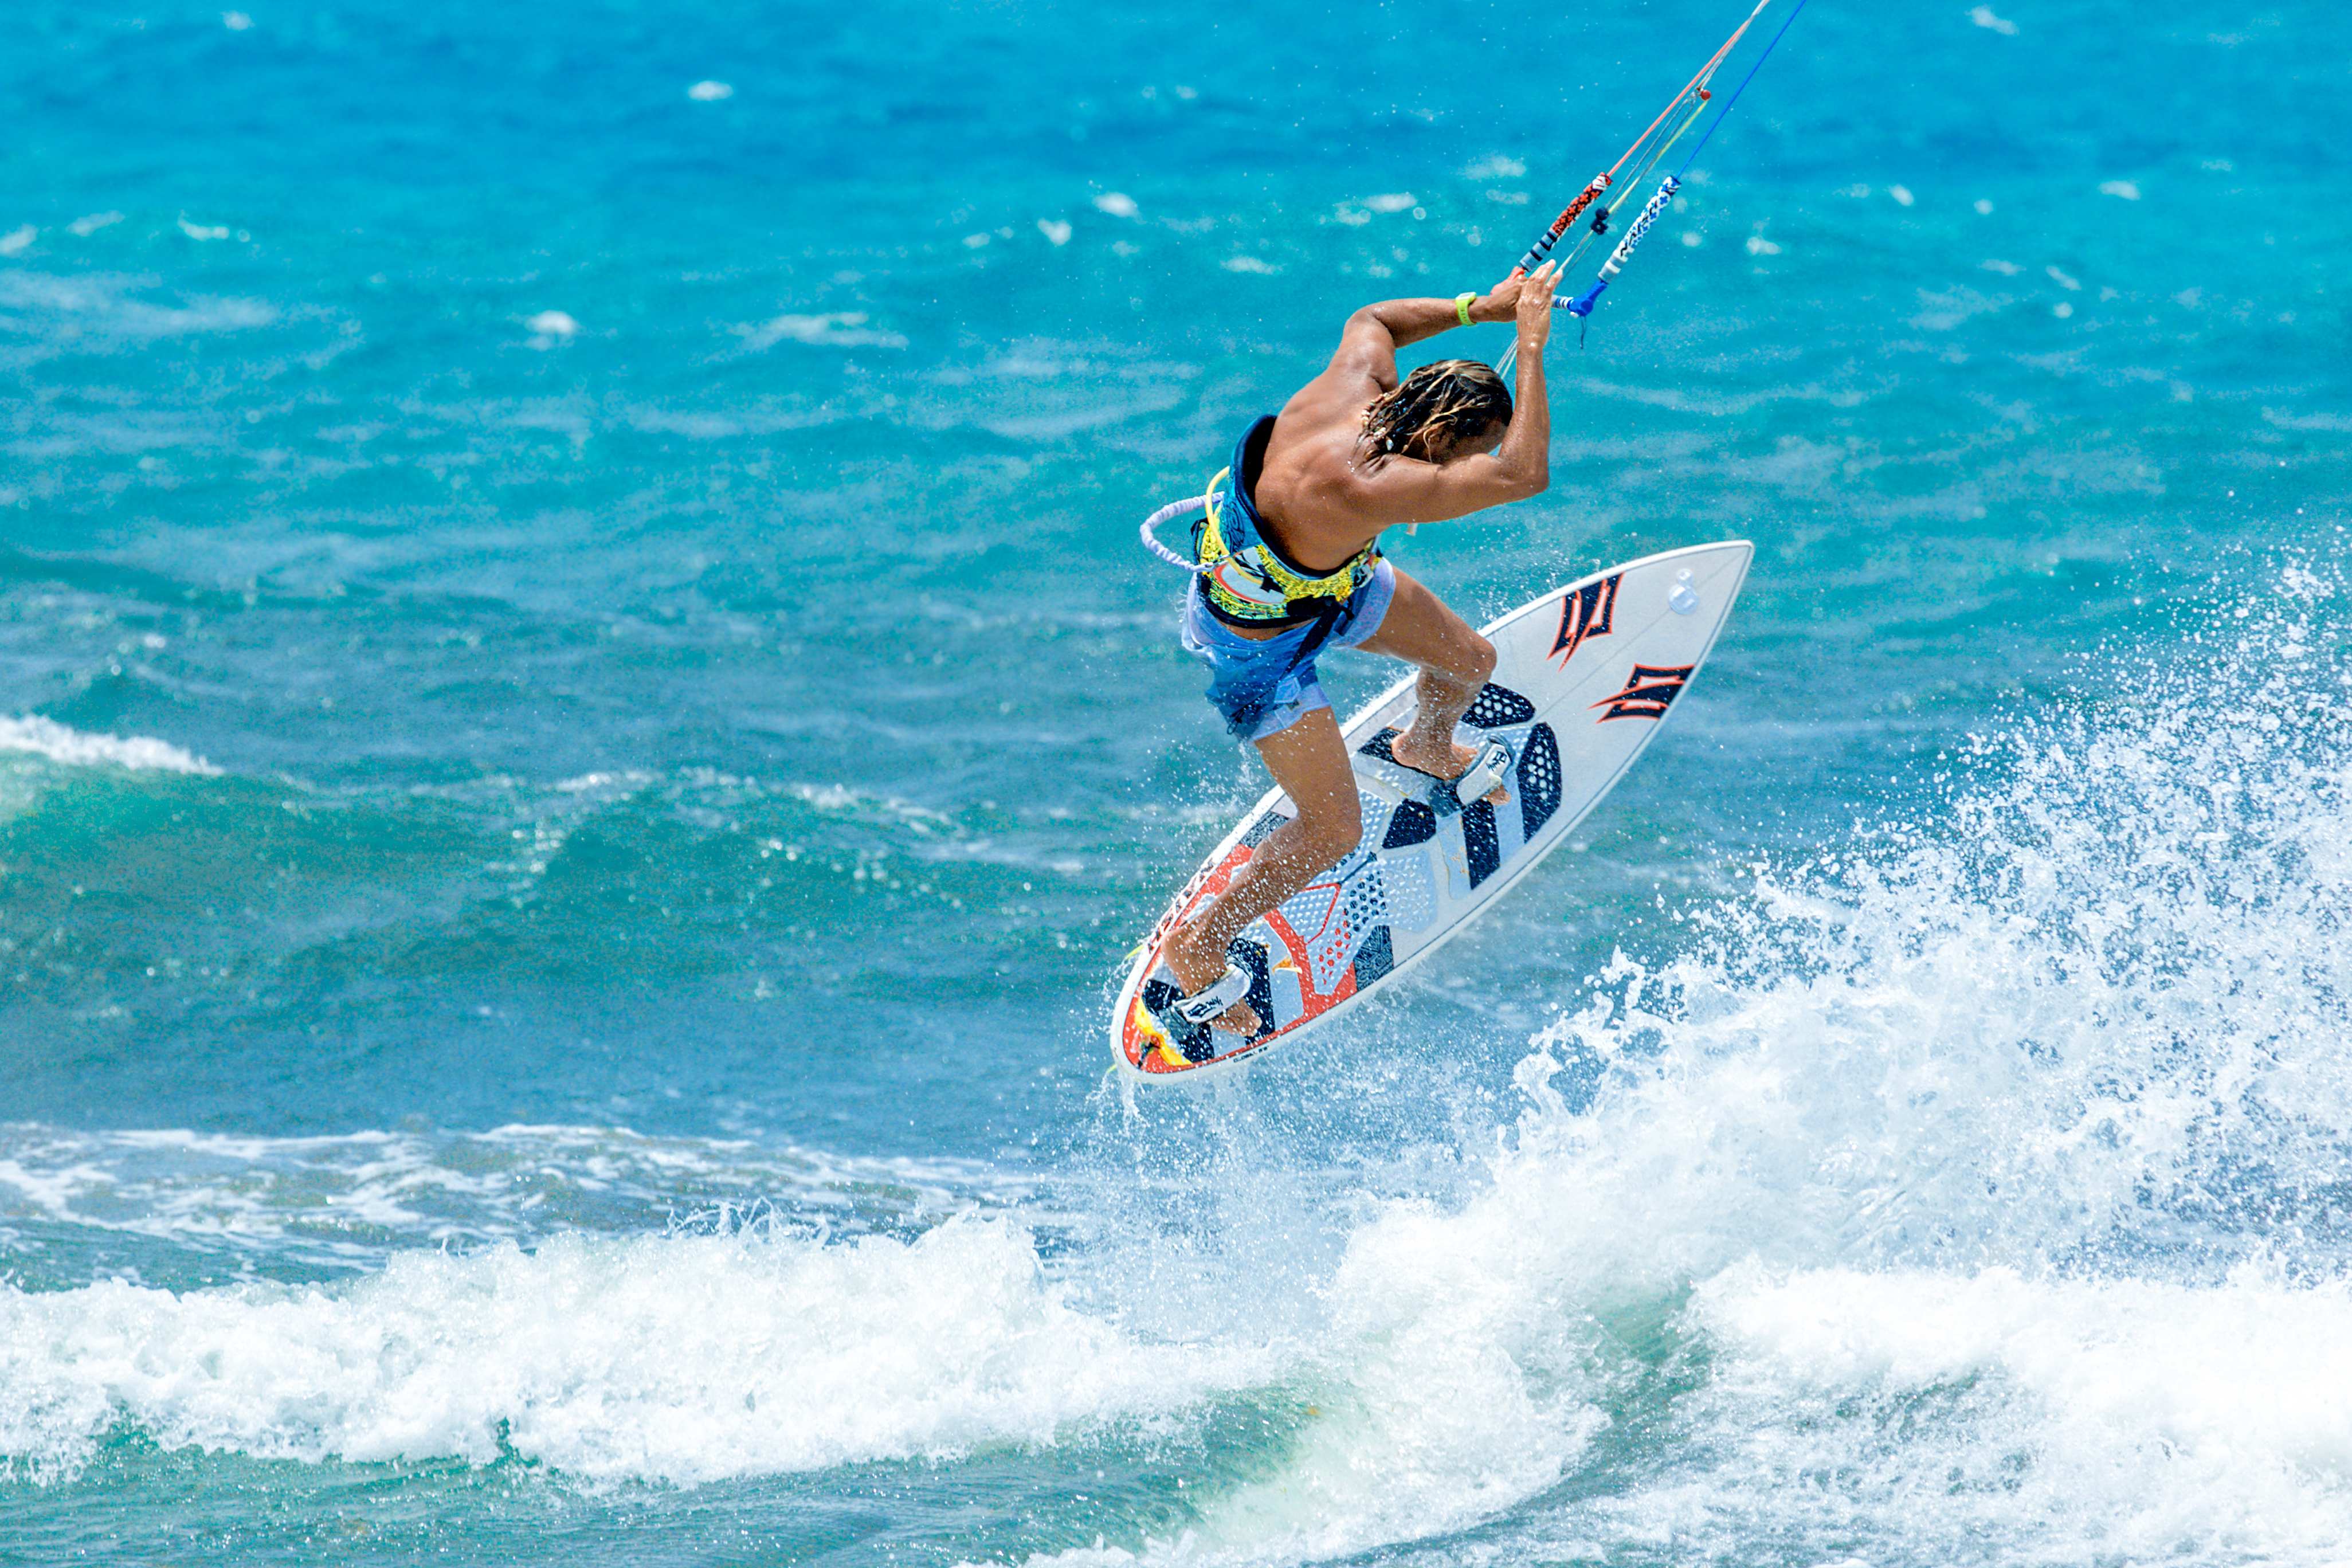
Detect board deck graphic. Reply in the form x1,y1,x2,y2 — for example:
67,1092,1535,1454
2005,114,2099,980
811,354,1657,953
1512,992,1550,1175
1112,540,1751,1083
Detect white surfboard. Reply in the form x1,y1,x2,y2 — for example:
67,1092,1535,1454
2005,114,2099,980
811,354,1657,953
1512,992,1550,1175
1111,539,1751,1083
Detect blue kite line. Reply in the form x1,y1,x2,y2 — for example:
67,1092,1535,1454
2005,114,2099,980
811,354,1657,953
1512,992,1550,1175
1676,0,1810,179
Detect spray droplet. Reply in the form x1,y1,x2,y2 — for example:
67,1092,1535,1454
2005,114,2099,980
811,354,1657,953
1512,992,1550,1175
1669,569,1700,616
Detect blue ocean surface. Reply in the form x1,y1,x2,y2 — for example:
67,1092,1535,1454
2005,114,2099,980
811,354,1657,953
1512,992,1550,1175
3,0,2349,1562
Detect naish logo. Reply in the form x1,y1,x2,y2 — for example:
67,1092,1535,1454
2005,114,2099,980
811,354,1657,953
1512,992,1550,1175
1592,663,1694,722
1550,574,1621,666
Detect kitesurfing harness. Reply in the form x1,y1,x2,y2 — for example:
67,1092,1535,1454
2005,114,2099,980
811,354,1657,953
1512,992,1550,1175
1139,415,1383,632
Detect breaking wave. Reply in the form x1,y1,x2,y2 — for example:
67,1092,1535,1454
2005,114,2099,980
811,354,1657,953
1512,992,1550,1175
0,1217,1265,1487
6,567,2351,1567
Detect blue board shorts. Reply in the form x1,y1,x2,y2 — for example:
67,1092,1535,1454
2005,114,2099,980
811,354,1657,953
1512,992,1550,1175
1181,560,1397,743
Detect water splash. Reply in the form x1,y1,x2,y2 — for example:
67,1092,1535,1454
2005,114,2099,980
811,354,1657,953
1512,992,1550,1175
1042,562,2352,1565
8,569,2351,1568
1233,561,2352,1565
0,1216,1269,1488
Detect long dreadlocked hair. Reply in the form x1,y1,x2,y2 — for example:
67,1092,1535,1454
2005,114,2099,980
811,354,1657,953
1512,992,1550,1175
1359,359,1512,467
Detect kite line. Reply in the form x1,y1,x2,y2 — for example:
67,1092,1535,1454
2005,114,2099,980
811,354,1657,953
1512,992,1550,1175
1496,0,1808,370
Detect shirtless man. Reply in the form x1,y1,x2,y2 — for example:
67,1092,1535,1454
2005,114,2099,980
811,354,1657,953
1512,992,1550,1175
1161,258,1563,1037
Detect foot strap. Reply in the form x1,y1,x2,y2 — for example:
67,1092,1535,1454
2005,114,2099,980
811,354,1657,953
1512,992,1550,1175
1430,737,1512,818
1171,962,1252,1026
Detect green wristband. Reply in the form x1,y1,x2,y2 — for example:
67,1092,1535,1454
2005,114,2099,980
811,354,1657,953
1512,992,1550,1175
1454,292,1477,327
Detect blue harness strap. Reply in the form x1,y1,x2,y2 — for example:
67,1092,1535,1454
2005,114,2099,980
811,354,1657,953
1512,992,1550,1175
1209,417,1276,559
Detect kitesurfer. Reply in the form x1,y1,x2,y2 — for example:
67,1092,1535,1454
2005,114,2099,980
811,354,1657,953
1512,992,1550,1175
1162,257,1564,1037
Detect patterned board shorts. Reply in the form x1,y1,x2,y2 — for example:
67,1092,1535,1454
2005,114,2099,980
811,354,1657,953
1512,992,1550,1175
1179,560,1397,743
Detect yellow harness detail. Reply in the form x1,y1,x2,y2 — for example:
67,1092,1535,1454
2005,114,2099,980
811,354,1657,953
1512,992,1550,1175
1194,464,1382,628
1182,415,1383,630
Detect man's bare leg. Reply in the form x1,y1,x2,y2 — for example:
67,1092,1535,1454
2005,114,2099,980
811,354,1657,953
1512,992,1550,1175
1164,571,1502,1035
1357,567,1506,798
1163,708,1363,1036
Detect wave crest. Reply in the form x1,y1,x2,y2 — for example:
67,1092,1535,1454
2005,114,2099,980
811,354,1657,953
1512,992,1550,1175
0,715,217,776
0,1216,1263,1487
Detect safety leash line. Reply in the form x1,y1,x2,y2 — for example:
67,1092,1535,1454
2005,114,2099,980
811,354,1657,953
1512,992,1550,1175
1139,495,1213,574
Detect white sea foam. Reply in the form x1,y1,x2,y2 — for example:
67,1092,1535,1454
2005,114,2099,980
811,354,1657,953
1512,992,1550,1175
0,715,218,775
525,309,578,347
1461,155,1524,180
1012,572,2352,1567
8,578,2351,1566
736,311,907,351
0,271,276,350
0,1122,1032,1271
0,1217,1265,1485
1697,1262,2352,1503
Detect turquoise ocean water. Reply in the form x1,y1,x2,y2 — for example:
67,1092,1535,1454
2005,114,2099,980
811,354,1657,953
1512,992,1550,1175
4,1,2350,1561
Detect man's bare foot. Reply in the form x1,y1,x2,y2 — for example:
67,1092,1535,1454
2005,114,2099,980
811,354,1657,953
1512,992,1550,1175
1390,732,1510,805
1163,914,1261,1036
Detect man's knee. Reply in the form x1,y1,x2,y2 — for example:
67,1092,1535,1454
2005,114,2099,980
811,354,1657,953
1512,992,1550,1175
1295,801,1363,863
1460,633,1496,686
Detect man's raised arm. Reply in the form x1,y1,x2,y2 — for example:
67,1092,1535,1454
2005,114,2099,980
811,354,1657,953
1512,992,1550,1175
1316,269,1541,393
1350,257,1561,527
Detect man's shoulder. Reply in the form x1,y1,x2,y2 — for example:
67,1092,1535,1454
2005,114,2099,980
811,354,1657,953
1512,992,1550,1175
1264,415,1365,489
1277,360,1386,428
